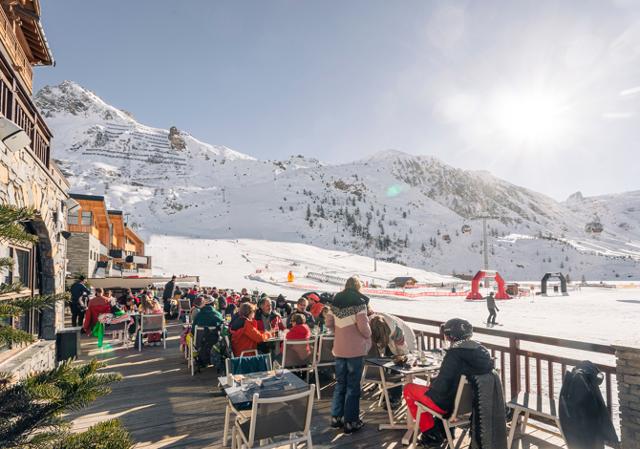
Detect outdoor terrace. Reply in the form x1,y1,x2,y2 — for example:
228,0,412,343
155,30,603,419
67,322,567,449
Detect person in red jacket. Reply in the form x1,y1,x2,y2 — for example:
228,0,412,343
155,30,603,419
230,303,271,356
284,313,312,365
83,288,112,334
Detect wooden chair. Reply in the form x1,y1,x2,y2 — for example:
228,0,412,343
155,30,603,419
507,392,565,449
412,375,473,449
232,385,315,449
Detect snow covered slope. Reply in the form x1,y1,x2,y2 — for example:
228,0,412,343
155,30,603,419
36,81,640,281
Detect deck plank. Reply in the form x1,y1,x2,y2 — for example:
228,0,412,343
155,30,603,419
67,323,564,449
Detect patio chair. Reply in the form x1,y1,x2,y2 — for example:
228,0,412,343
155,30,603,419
222,353,273,447
232,384,315,449
412,375,473,449
190,325,222,376
137,314,166,351
313,334,335,399
104,319,131,348
282,338,317,382
177,298,191,320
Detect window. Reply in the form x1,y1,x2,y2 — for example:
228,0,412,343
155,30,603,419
68,209,79,225
81,211,93,225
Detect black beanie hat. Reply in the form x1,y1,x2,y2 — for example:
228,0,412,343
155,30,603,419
442,318,473,341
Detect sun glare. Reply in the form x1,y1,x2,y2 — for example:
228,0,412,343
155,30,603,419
489,91,568,145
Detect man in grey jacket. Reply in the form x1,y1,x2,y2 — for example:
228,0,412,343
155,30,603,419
486,292,499,325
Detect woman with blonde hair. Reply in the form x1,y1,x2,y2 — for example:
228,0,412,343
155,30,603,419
326,276,371,434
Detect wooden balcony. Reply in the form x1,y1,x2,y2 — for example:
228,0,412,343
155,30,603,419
68,223,100,239
0,5,32,93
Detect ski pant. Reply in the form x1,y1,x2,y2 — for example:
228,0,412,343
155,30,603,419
487,308,497,324
403,383,447,432
71,305,85,328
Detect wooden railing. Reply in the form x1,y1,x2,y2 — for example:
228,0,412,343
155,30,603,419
0,5,32,92
396,315,617,417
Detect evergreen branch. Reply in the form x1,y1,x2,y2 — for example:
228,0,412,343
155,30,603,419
0,282,25,296
0,326,35,346
0,257,13,270
9,292,70,311
0,205,38,245
55,419,133,449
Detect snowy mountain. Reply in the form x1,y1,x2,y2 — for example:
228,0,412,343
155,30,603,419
36,81,640,281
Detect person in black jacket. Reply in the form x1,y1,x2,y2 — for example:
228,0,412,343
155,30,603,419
69,276,91,327
403,318,494,447
286,297,315,329
162,276,176,307
275,294,292,317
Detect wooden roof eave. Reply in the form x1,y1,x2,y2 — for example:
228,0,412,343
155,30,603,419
12,4,53,65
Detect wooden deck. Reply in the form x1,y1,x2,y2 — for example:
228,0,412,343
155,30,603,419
68,322,567,449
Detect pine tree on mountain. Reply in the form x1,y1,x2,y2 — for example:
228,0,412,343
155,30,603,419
306,204,311,221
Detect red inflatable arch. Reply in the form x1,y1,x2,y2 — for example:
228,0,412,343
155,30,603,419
466,270,511,300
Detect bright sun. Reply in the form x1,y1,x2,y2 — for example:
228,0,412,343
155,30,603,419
489,91,567,145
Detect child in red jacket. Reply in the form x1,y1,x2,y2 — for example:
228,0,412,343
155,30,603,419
284,313,312,365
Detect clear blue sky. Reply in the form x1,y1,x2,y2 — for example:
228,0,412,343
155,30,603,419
36,1,640,200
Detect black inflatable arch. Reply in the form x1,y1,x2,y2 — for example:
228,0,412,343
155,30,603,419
541,272,568,296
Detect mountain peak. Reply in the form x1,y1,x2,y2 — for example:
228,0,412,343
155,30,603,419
35,80,131,122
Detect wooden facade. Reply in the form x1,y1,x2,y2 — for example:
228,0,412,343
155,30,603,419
68,194,111,251
0,0,53,169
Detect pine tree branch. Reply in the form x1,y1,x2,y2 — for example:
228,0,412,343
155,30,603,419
0,282,24,296
0,205,38,245
0,257,13,270
0,326,35,346
0,359,123,448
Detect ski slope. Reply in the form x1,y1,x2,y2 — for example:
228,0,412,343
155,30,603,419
149,235,640,347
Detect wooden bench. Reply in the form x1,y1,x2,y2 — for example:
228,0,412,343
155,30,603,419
507,392,565,449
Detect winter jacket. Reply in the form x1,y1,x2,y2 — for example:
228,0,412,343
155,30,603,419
284,324,312,362
191,305,223,331
486,295,498,311
310,301,325,318
426,340,494,413
83,295,112,334
162,280,176,301
287,310,315,329
377,312,417,356
559,361,619,449
230,317,271,356
255,309,285,332
70,281,91,309
325,288,371,358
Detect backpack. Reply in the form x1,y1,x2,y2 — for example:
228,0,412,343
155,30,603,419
211,334,233,373
195,327,220,368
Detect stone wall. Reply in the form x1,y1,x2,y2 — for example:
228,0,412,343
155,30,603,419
0,340,56,380
616,345,640,449
67,232,100,277
0,141,69,338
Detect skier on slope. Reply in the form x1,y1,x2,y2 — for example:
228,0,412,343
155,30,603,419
486,291,499,326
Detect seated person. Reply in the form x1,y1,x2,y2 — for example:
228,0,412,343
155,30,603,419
275,294,292,317
403,318,494,447
83,288,112,334
286,297,315,329
316,306,330,331
283,313,312,366
190,296,205,322
191,296,223,331
229,303,271,356
256,297,285,332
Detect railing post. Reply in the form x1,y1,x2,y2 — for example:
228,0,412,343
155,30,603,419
615,344,640,448
509,336,520,400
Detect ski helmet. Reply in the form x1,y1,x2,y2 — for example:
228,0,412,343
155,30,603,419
442,318,473,341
